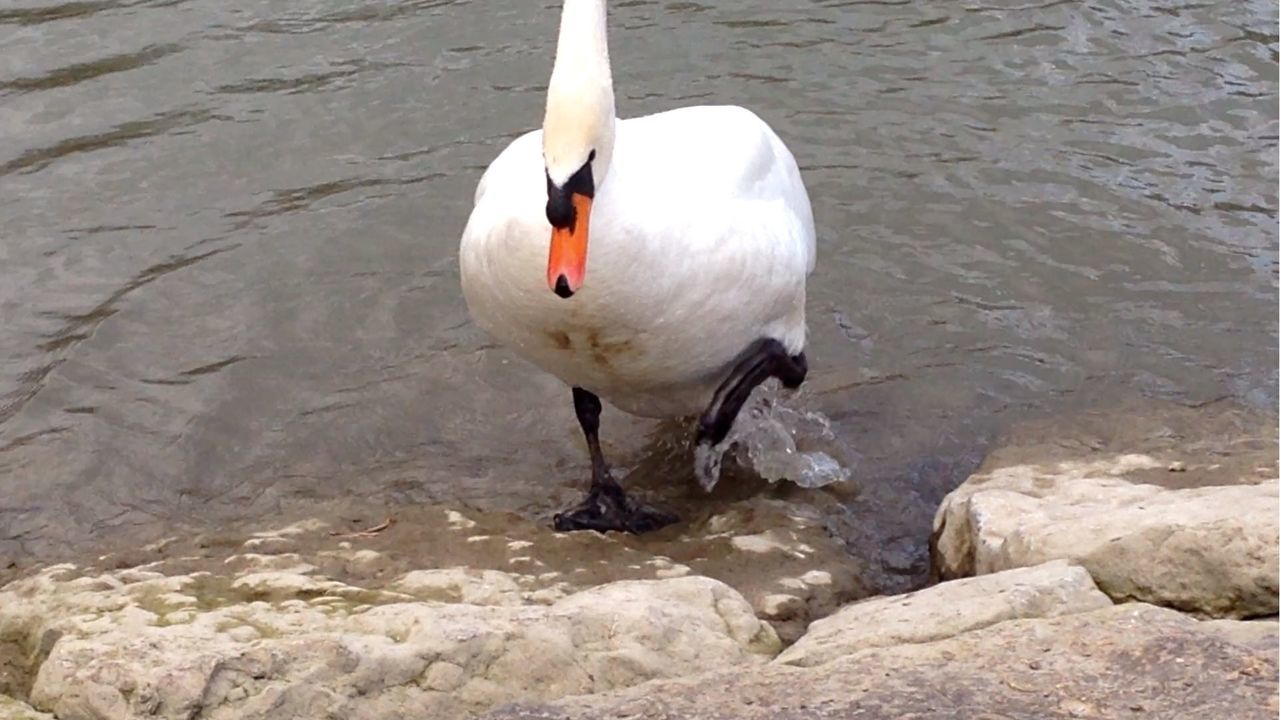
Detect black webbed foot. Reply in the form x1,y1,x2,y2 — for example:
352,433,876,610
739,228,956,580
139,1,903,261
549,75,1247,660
553,481,677,534
694,338,808,448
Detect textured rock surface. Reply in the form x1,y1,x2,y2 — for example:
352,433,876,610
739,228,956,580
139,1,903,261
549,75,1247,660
488,604,1279,720
1196,618,1280,654
1,502,869,719
0,497,863,719
5,405,1276,719
0,695,53,720
1,561,775,720
83,497,864,645
668,498,867,643
932,453,1278,617
776,560,1112,667
391,568,524,606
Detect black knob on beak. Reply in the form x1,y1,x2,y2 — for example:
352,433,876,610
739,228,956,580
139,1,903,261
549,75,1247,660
554,275,574,299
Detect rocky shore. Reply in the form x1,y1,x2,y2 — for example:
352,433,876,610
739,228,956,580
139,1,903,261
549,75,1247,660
1,405,1275,719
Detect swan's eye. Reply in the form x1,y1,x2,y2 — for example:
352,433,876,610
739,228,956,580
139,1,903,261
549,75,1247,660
588,149,596,163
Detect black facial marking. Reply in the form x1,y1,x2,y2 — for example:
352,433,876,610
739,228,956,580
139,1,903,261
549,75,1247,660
545,158,595,229
545,178,575,229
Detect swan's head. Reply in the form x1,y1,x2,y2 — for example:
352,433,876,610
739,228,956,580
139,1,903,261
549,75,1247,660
542,0,615,299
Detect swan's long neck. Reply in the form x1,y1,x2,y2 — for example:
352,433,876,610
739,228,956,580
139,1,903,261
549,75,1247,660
552,0,611,81
543,0,616,187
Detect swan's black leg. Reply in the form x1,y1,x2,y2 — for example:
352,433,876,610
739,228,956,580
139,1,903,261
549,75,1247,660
553,387,678,534
696,338,808,448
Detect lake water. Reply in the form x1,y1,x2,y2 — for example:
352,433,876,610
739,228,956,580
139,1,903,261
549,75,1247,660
0,0,1275,583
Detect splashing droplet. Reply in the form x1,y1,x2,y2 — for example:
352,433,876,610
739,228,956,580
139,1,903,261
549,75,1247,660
693,382,856,491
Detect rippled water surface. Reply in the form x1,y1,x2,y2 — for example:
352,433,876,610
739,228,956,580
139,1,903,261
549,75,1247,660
1,0,1276,578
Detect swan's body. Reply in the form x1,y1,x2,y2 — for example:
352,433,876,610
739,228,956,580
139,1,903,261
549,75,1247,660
457,0,817,533
460,105,814,417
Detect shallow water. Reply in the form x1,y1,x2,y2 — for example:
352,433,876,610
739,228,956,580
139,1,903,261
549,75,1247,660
0,0,1276,585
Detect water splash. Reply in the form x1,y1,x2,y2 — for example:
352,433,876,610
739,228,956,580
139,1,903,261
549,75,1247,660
694,382,856,492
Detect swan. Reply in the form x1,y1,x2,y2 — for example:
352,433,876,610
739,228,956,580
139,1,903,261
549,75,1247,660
459,0,815,533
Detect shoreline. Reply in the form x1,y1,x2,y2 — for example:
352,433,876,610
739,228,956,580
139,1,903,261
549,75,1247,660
1,400,1276,718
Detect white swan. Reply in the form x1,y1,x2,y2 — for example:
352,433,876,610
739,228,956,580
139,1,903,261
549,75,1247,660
459,0,816,533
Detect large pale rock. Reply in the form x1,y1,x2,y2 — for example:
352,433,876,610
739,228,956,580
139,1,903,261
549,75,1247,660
1,565,776,720
0,695,53,720
1196,619,1280,654
776,560,1112,667
490,604,1279,720
1,500,872,719
932,453,1278,617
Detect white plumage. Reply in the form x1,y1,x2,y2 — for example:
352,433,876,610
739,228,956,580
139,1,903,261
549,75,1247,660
459,0,814,424
460,104,815,418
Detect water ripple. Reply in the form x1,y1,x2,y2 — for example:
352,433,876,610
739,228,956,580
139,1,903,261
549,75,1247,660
0,107,221,176
0,0,186,26
0,0,1273,573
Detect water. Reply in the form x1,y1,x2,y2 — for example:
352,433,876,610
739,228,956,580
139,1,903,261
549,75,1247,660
0,0,1275,588
695,383,855,492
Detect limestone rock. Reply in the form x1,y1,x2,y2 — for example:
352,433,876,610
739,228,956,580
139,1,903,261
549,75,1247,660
1196,618,1280,653
757,593,804,620
487,604,1278,720
932,452,1278,617
344,549,391,579
391,568,524,606
662,497,868,643
2,564,775,720
222,553,315,574
0,695,53,720
239,536,297,555
776,560,1112,667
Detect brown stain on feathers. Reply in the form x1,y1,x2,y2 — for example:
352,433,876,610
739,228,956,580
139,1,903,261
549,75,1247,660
546,328,637,371
587,328,635,370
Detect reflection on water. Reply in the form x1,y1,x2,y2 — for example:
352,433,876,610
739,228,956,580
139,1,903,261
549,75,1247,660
0,0,1276,588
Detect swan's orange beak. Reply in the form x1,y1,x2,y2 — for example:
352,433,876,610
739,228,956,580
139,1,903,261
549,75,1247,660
547,193,591,298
